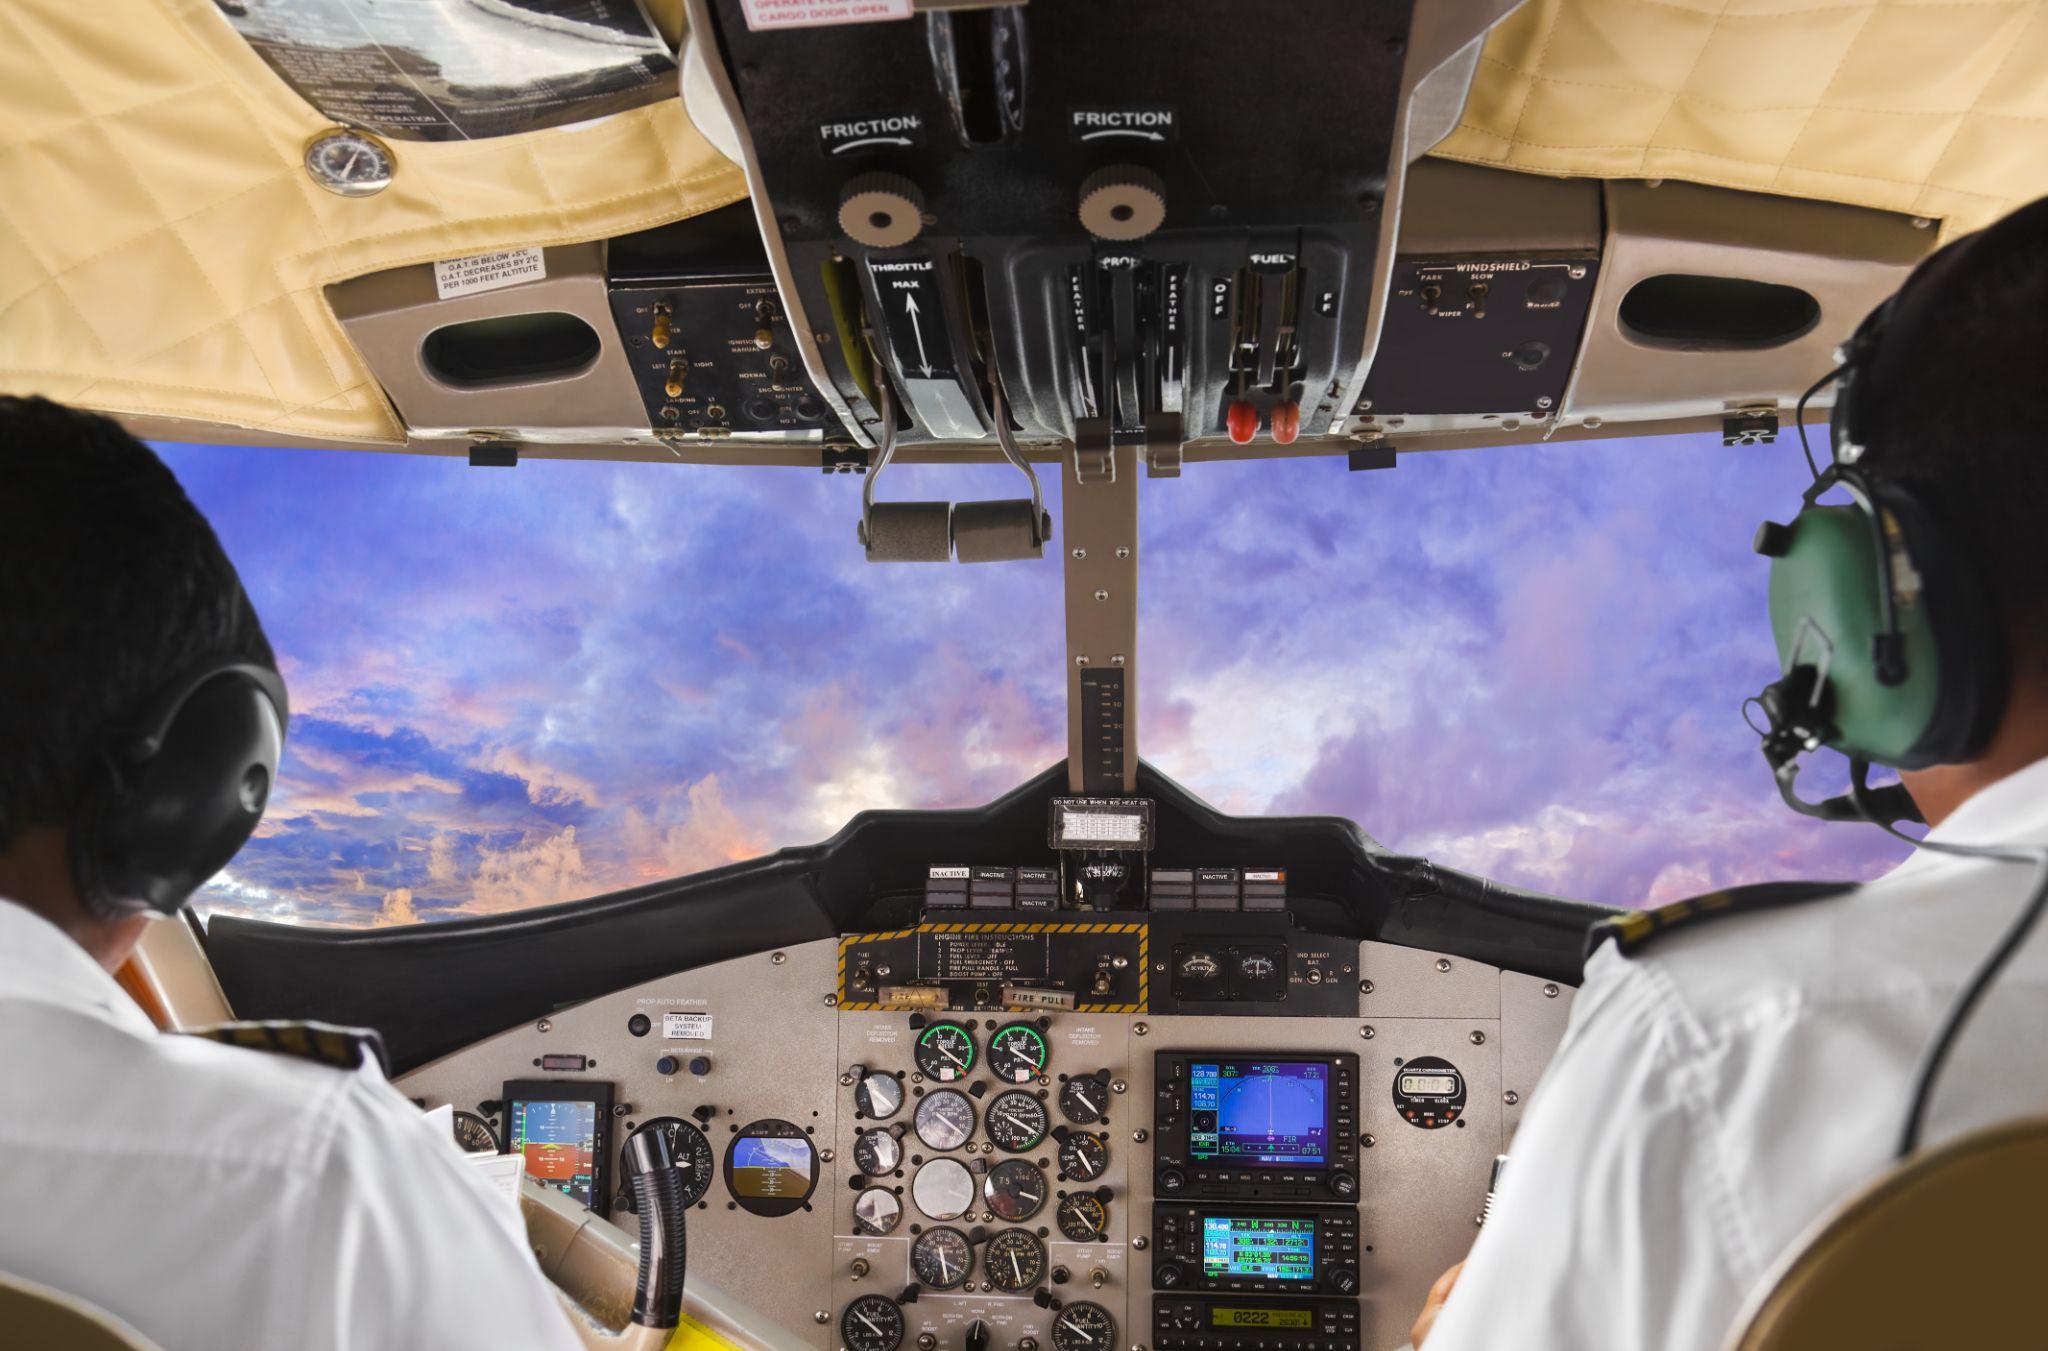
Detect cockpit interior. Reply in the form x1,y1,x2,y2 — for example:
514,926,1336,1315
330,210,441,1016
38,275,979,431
9,1,2048,1349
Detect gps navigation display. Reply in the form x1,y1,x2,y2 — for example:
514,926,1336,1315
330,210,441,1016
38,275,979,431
1201,1216,1317,1282
508,1097,600,1207
1189,1060,1329,1168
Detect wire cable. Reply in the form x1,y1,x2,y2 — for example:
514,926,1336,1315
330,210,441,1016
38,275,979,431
1792,366,1843,482
1841,761,2048,1158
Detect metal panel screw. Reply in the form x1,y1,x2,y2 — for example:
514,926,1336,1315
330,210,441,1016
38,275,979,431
1542,983,1559,998
840,1072,856,1086
1359,979,1374,994
815,1312,829,1325
1094,589,1110,602
1912,216,1934,229
1115,547,1131,560
536,1019,552,1034
1360,1025,1375,1039
771,951,786,965
1111,654,1126,666
1131,1127,1147,1142
820,1149,836,1163
1076,655,1091,667
1072,548,1087,560
1133,1022,1148,1036
1360,1133,1375,1149
1503,1091,1519,1106
1131,1237,1148,1251
1435,958,1452,972
825,994,839,1007
1469,1030,1487,1045
1112,1080,1128,1094
1536,397,1554,409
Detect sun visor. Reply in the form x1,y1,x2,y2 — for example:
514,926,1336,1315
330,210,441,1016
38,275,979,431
0,0,743,443
1434,0,2048,242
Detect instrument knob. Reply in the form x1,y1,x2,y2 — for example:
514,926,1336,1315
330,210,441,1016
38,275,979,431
1154,1261,1185,1289
839,173,927,249
1328,1170,1358,1200
1157,1166,1187,1193
1331,1268,1359,1296
1078,165,1167,241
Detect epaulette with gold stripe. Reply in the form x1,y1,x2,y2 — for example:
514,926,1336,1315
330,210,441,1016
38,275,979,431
179,1019,390,1075
1584,880,1857,961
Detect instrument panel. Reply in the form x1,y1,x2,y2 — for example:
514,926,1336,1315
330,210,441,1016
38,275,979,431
399,924,1575,1351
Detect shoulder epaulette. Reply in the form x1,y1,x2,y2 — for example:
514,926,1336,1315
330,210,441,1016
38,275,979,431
179,1019,391,1075
1584,880,1859,962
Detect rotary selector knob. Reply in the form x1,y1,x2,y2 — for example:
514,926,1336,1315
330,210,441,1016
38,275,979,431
839,173,927,249
1078,165,1167,241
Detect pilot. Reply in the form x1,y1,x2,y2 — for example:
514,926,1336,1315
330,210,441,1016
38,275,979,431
1411,198,2048,1350
0,397,585,1350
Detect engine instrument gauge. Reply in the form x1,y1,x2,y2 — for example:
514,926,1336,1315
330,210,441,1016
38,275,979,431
913,1089,976,1152
913,1021,977,1081
984,1228,1047,1292
303,129,395,198
1057,1131,1108,1182
852,1186,903,1236
1051,1300,1116,1351
854,1127,903,1176
855,1071,905,1120
452,1110,500,1154
911,1157,977,1220
910,1226,973,1290
1056,1190,1109,1242
983,1158,1048,1221
617,1117,715,1212
986,1022,1050,1083
984,1090,1049,1152
1058,1074,1109,1125
841,1294,906,1351
1238,952,1278,980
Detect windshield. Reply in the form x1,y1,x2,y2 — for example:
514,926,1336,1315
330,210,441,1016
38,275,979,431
155,433,1905,928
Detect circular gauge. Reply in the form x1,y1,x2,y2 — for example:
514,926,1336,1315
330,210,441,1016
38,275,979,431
852,1186,903,1236
841,1295,906,1351
617,1117,715,1212
1057,1131,1108,1182
913,1021,977,1081
983,1090,1049,1153
854,1127,903,1177
913,1089,976,1152
987,1022,1050,1083
1057,1191,1109,1242
855,1072,905,1120
452,1110,500,1155
983,1158,1048,1221
910,1157,977,1220
984,1228,1047,1293
722,1118,819,1218
303,129,395,198
910,1226,973,1290
1058,1074,1109,1125
1051,1301,1116,1351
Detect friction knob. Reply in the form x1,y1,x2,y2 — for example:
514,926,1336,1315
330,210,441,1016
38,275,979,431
1078,165,1167,241
838,173,927,249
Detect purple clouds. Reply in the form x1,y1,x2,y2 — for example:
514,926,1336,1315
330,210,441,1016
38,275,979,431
153,431,1906,927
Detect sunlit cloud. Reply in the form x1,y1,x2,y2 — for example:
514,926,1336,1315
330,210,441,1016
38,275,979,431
154,434,1909,928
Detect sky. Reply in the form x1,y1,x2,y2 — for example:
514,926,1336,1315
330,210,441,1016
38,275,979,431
154,431,1909,928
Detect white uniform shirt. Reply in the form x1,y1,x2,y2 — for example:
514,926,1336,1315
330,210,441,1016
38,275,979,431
1424,755,2048,1351
0,898,585,1351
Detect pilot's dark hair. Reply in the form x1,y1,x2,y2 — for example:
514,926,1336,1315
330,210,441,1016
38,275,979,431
1851,195,2048,676
0,396,275,854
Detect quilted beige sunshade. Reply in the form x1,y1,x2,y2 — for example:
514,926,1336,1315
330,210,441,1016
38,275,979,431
0,0,742,444
1437,0,2048,243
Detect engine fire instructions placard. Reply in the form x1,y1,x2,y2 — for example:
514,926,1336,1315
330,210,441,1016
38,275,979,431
213,0,677,142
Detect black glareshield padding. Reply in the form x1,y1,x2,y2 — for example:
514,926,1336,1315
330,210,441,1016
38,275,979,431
74,660,289,918
626,1128,686,1329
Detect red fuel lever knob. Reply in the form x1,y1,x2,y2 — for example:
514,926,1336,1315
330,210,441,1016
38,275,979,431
1269,402,1302,445
1225,399,1260,444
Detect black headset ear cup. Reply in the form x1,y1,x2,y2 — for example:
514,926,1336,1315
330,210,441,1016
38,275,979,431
74,665,286,918
1865,479,2007,766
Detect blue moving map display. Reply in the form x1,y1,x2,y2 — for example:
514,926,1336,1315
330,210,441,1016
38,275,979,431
1200,1216,1317,1281
1189,1061,1328,1167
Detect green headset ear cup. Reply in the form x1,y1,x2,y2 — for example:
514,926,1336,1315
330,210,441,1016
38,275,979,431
1766,487,2003,770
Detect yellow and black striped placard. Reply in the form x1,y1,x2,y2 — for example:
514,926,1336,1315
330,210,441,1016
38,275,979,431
837,920,1148,1013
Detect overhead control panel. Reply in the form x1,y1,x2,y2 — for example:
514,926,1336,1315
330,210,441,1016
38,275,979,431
687,0,1443,458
